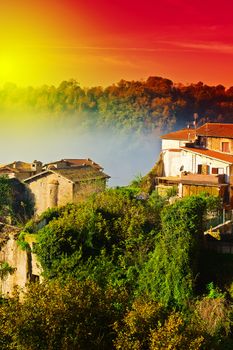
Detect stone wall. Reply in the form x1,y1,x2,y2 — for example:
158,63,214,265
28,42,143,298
27,173,73,215
0,231,42,297
73,179,106,202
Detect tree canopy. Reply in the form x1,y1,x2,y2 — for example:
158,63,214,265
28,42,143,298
1,77,233,134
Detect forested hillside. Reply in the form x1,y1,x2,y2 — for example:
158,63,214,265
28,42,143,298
1,77,233,133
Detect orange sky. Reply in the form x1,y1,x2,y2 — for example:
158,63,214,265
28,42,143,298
1,0,233,87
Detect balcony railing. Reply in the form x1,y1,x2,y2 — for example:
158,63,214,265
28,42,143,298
180,173,226,185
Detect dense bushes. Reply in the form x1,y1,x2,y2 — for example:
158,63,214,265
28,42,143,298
0,279,128,350
138,196,207,308
1,282,233,349
1,190,233,349
34,190,160,288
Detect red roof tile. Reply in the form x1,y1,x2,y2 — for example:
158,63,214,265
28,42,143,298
63,159,103,170
161,128,197,141
196,123,233,138
181,147,233,164
44,159,103,170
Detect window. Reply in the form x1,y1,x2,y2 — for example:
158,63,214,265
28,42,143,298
212,167,218,174
222,142,230,153
203,165,210,175
218,168,224,174
197,164,210,175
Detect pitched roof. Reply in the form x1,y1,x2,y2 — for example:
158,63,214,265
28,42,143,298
54,167,110,182
44,158,103,170
181,147,233,164
196,123,233,138
63,158,103,170
161,128,197,141
0,161,33,173
0,166,19,174
161,123,233,141
24,166,110,184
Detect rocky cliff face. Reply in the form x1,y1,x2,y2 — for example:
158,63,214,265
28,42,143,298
141,152,164,193
0,224,42,297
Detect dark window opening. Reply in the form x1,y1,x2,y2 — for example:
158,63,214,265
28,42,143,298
198,164,210,175
222,142,230,153
212,168,219,175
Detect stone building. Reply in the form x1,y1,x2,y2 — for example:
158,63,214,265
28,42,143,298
24,163,110,215
0,160,42,181
158,123,233,207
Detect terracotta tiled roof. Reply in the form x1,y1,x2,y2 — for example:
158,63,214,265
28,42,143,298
181,147,233,164
0,166,19,173
63,159,103,170
24,166,110,183
196,123,233,138
54,167,110,182
44,158,103,170
161,128,197,141
1,161,34,172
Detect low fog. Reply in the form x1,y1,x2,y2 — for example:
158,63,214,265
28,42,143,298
0,112,162,186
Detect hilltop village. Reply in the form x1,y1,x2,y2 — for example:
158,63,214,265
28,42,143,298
1,122,233,217
0,122,232,293
1,122,233,349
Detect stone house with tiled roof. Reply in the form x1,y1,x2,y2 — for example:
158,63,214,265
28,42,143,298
158,123,233,208
0,158,109,216
24,162,110,215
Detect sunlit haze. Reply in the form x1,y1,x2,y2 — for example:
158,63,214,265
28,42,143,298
1,1,233,186
1,0,233,87
0,113,161,186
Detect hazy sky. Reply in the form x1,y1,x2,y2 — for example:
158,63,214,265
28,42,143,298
0,114,161,186
1,0,233,87
1,1,232,185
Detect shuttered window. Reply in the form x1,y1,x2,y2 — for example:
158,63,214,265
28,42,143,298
212,168,218,174
222,142,230,153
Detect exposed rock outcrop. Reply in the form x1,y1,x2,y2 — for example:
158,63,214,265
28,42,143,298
0,223,42,297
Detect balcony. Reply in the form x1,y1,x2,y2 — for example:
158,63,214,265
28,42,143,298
157,174,226,186
180,173,226,185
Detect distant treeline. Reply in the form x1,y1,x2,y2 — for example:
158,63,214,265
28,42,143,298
1,77,233,132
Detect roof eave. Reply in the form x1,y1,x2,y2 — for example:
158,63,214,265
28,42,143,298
180,147,233,164
24,170,51,183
